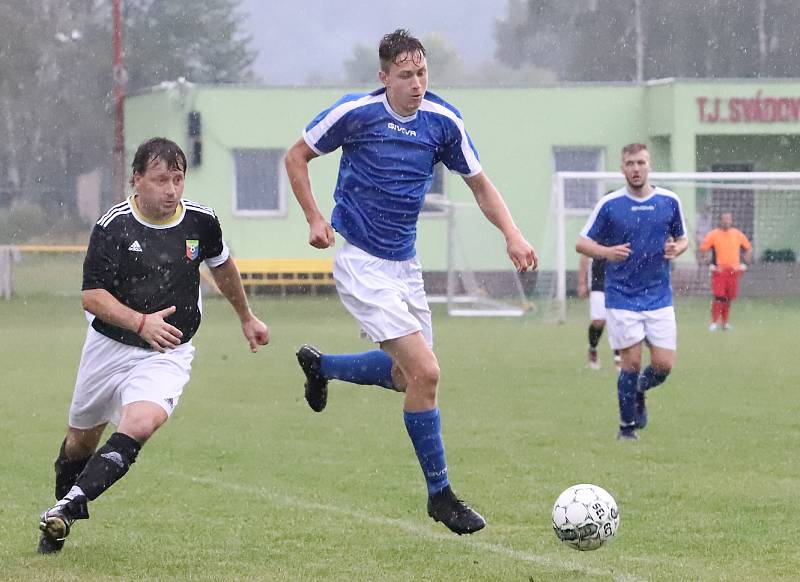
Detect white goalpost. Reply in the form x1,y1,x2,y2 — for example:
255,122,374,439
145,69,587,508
549,171,800,323
426,197,529,317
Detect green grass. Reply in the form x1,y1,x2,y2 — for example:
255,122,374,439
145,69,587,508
1,295,799,581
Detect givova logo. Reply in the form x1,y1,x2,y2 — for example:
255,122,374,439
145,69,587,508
387,122,417,137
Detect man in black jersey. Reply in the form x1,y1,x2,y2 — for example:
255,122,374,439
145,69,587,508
577,254,620,370
37,138,269,554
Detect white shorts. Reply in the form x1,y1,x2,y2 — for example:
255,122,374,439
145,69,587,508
68,326,195,429
589,291,606,321
333,242,433,346
606,306,677,351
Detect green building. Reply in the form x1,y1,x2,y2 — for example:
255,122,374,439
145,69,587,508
125,79,800,277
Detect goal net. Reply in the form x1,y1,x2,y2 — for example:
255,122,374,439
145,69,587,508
426,197,529,317
547,171,800,323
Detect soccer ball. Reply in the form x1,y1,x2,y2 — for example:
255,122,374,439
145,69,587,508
551,484,619,551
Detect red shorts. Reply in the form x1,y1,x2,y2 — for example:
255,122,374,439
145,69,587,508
711,268,740,300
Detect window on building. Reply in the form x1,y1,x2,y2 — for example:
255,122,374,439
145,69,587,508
553,147,605,209
233,148,286,216
421,163,448,216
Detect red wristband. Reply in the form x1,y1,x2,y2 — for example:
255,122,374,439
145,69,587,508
136,313,147,334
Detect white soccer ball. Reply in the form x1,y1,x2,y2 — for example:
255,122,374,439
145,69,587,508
551,483,619,551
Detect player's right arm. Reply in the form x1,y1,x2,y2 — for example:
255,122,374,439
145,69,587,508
575,237,632,262
284,138,335,249
82,224,181,352
82,289,181,352
576,196,631,262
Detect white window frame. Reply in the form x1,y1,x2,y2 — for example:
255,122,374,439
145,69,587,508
553,147,605,210
231,148,288,218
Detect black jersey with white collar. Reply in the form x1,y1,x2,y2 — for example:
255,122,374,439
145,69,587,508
82,196,229,349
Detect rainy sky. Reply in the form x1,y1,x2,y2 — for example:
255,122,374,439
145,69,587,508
240,0,507,84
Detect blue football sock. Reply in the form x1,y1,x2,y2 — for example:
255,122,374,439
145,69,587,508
319,350,395,389
638,366,669,391
617,371,638,427
404,408,450,496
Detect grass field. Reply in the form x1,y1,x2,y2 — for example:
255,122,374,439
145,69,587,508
1,294,799,581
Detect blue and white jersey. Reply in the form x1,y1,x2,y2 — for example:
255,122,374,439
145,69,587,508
303,88,482,260
580,186,687,311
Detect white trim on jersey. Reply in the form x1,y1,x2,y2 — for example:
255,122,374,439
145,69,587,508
303,93,385,156
183,198,217,218
654,187,689,238
128,198,187,230
204,241,230,269
579,188,628,239
98,202,132,228
418,99,482,177
578,186,688,240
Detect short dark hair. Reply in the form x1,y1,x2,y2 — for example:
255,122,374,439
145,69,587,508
130,137,187,185
379,29,426,72
621,143,648,157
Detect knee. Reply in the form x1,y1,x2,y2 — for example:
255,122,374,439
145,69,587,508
391,366,408,393
651,363,673,376
119,411,167,443
124,420,162,443
620,355,641,373
409,361,440,397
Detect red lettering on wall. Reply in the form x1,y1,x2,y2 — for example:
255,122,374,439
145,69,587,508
697,92,800,123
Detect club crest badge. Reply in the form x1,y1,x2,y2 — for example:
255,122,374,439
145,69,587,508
185,239,200,260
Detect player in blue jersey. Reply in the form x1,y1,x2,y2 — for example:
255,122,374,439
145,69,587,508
284,29,537,534
576,143,688,440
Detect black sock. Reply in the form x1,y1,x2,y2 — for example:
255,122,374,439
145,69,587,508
74,432,141,501
588,324,603,349
54,439,92,501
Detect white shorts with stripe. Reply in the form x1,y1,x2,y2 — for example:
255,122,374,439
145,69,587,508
605,306,677,351
68,326,195,429
333,242,433,346
589,291,607,321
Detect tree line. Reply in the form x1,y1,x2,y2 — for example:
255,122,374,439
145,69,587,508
0,0,253,239
494,0,800,82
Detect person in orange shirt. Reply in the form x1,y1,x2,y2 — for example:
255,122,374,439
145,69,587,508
699,212,753,331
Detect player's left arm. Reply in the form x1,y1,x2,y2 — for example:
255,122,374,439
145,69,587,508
463,171,538,272
741,232,753,268
211,258,270,352
664,199,690,260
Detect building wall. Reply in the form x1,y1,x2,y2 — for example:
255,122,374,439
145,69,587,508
125,80,800,272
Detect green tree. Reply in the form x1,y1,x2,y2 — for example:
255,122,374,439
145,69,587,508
343,33,466,86
124,0,255,92
344,44,378,84
494,0,800,81
0,0,255,237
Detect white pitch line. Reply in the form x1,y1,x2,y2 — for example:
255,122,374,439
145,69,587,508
168,471,645,581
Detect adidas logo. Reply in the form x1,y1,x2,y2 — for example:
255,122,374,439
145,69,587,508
101,451,125,468
128,240,143,252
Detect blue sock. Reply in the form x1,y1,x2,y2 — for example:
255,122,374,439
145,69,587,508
638,366,669,392
403,409,449,496
319,350,395,389
618,371,638,427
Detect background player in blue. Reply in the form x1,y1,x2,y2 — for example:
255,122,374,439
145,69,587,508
284,29,537,534
576,143,688,440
